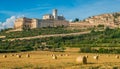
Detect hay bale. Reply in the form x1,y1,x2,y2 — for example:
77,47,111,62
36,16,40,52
65,54,69,56
93,55,99,60
85,55,88,58
51,54,54,56
16,55,21,58
26,54,30,58
3,55,7,58
115,55,119,59
60,54,63,56
52,55,57,59
11,54,14,56
76,56,87,64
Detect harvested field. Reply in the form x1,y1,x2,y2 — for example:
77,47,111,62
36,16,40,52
0,51,120,69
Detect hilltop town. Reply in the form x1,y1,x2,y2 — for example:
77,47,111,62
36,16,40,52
70,12,120,29
14,9,69,30
14,9,120,31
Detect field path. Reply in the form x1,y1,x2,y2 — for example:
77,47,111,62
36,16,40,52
6,31,90,41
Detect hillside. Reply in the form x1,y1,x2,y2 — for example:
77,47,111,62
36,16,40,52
1,12,120,53
70,12,120,28
1,27,120,53
0,27,83,39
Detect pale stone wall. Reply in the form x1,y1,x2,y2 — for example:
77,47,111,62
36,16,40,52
38,20,69,28
43,14,54,20
31,19,38,28
53,20,69,27
38,20,54,27
14,17,69,30
14,18,34,30
14,18,24,30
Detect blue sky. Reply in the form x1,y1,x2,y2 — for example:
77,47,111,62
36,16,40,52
0,0,120,29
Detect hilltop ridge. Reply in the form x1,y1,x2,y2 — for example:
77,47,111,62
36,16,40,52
70,12,120,28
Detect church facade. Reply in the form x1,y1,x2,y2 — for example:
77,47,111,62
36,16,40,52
14,9,69,30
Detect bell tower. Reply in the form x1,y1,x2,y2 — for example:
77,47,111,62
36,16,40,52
53,9,58,20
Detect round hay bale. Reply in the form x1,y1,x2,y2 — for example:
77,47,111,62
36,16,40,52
60,54,63,56
65,54,69,56
93,56,99,60
63,54,65,56
52,55,57,59
11,54,14,56
76,56,87,64
85,55,88,58
26,54,30,58
115,55,119,59
3,55,7,58
16,55,21,58
51,54,54,56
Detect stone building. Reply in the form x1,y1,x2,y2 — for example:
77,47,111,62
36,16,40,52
14,9,69,30
42,9,65,20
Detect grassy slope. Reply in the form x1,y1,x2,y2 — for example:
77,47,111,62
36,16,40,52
0,27,81,39
1,27,120,53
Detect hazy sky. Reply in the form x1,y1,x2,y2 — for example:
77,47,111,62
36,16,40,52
0,0,120,29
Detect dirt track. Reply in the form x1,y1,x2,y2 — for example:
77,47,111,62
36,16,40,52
6,31,90,41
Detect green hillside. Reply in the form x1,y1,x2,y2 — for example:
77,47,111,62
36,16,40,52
0,27,120,53
0,27,82,39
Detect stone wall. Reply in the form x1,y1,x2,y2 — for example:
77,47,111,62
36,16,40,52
31,19,38,29
14,18,69,30
53,20,69,27
38,20,69,28
14,18,24,30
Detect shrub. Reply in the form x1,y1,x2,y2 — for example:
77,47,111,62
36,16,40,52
97,24,104,27
80,47,92,53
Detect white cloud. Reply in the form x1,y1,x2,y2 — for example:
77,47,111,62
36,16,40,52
0,16,16,30
0,15,25,30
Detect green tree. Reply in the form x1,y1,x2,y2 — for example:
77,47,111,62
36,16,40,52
73,18,79,22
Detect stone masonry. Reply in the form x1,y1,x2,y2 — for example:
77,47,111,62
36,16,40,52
14,9,69,30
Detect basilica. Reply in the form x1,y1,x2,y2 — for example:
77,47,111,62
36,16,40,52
14,9,69,30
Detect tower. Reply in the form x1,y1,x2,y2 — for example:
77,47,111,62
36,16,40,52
53,9,58,20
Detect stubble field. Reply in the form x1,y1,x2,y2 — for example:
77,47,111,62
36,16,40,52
0,51,120,69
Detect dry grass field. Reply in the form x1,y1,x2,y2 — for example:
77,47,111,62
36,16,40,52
0,51,120,69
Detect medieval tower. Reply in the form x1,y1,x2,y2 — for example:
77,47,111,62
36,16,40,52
53,9,58,20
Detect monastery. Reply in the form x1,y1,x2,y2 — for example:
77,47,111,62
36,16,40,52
14,9,69,30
